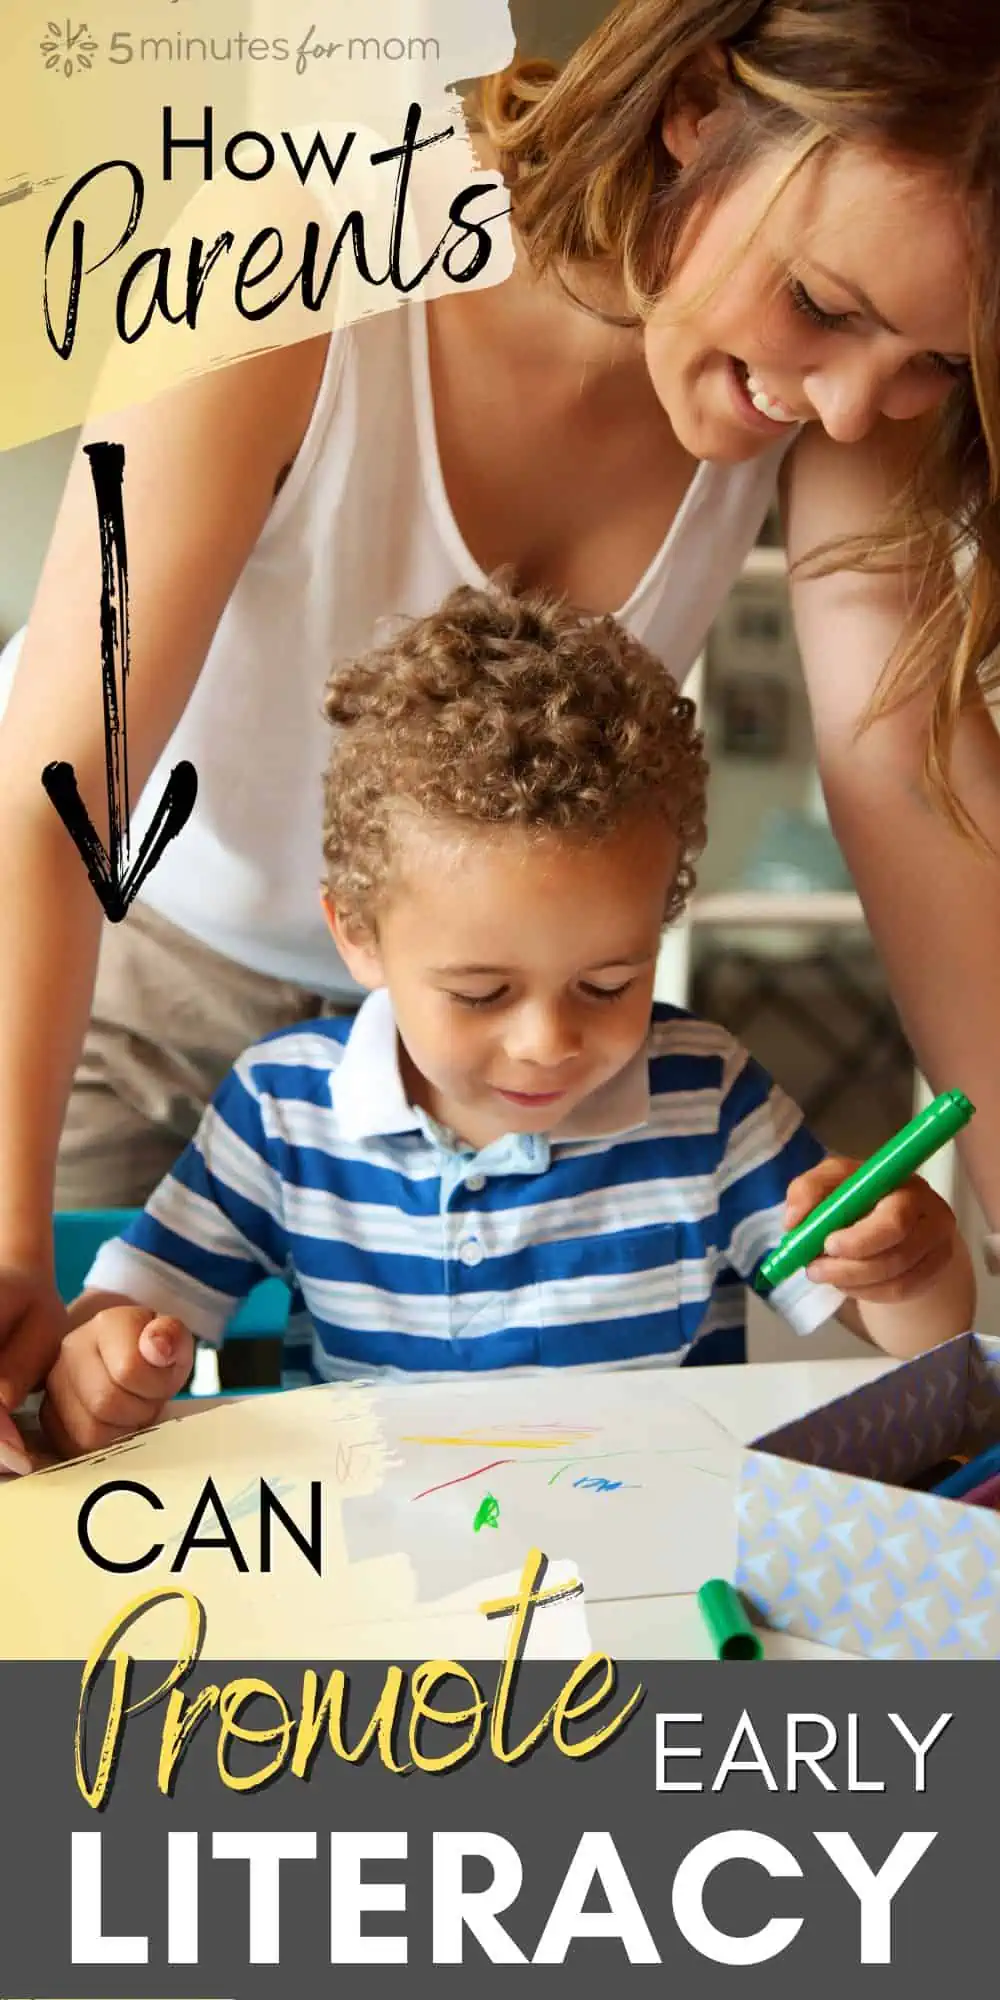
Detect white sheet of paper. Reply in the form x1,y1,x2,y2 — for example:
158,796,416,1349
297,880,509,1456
0,1367,747,1656
337,1367,735,1602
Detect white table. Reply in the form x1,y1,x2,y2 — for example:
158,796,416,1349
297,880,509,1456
163,1352,898,1663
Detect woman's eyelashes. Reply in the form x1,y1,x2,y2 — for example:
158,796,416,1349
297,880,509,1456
787,276,969,379
921,350,971,381
788,276,852,332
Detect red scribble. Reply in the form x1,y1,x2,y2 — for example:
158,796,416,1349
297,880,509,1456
412,1457,513,1501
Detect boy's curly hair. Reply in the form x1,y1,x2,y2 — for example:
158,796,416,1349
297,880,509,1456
322,580,707,936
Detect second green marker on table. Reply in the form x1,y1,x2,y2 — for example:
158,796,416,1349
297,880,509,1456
753,1088,975,1300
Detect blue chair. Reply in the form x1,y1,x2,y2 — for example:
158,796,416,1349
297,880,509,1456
53,1210,291,1388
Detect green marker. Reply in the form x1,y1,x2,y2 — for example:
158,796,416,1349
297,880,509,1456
697,1579,762,1661
754,1087,975,1299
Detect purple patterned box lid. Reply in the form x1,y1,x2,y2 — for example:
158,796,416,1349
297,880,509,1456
736,1333,1000,1660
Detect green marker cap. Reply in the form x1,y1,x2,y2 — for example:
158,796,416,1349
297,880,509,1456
754,1087,974,1299
696,1578,763,1661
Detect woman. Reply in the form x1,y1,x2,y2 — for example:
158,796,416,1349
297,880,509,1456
2,0,1000,1443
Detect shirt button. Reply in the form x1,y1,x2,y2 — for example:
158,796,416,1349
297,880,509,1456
465,1173,486,1193
458,1237,485,1267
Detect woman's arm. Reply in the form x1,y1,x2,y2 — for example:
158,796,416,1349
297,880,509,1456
0,334,328,1404
783,419,1000,1229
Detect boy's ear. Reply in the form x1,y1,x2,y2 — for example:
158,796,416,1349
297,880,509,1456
319,891,384,990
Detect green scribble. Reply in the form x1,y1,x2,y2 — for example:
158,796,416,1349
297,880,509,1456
473,1492,500,1532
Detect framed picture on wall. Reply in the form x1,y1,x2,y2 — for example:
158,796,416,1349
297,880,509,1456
716,671,789,759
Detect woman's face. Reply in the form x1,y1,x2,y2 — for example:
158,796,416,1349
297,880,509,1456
644,139,973,463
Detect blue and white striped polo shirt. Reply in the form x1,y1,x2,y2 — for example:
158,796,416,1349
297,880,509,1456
87,990,841,1383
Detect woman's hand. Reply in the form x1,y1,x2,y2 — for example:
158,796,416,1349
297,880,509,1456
0,1266,68,1472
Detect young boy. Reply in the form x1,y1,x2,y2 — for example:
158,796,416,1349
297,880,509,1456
41,585,974,1458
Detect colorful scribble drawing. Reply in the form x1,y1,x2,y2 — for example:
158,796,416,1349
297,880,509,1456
398,1424,656,1504
473,1493,500,1532
404,1424,600,1499
412,1458,513,1501
549,1450,649,1487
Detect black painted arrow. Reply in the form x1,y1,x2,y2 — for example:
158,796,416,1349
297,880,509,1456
41,441,197,923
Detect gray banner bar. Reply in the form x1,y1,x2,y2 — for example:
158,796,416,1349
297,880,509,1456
1,1661,988,1995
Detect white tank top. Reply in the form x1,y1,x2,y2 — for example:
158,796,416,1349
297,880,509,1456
8,302,795,999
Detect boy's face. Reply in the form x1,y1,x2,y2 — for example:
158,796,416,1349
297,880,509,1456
332,809,680,1150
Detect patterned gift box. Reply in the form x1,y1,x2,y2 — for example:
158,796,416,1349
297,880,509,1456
735,1333,1000,1659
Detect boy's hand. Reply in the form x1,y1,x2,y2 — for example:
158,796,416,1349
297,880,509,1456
783,1157,958,1303
40,1306,195,1461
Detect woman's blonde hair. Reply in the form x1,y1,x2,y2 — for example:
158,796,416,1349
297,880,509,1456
322,580,706,936
479,1,1000,828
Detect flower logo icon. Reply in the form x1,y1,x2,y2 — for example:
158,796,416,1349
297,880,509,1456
40,20,98,75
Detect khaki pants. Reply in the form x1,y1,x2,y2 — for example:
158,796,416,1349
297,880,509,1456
56,902,352,1210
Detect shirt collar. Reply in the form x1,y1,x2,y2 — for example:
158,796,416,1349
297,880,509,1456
332,988,421,1142
332,986,652,1146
